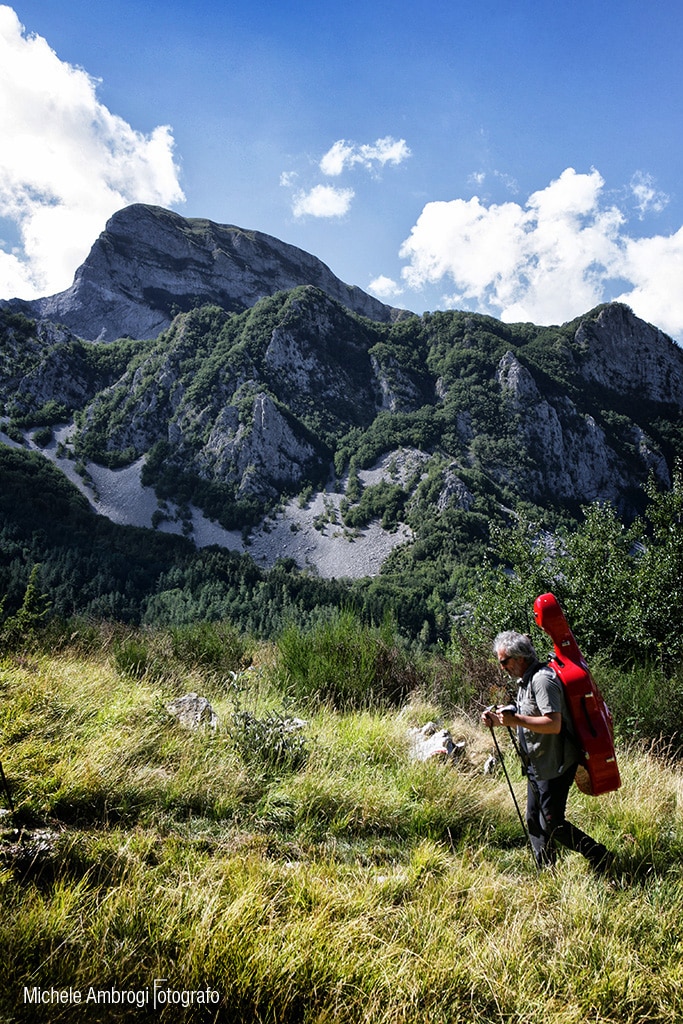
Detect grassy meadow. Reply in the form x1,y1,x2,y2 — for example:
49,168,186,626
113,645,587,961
1,618,683,1023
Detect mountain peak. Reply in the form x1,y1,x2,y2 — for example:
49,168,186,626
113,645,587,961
574,302,683,406
3,204,407,341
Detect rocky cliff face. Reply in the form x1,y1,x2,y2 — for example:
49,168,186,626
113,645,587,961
68,288,396,503
496,349,670,505
574,303,683,406
3,205,406,342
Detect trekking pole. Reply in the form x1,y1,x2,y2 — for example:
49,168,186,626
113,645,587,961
487,722,538,870
504,725,544,814
505,725,527,771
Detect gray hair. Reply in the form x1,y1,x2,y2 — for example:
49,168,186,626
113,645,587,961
493,630,538,662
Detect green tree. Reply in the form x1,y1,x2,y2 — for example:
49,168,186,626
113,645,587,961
0,564,51,648
460,474,683,670
625,467,683,663
556,503,640,658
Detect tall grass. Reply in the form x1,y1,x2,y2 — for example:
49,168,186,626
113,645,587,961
1,627,683,1022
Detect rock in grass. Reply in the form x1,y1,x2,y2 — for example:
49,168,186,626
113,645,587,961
408,722,466,763
166,692,218,731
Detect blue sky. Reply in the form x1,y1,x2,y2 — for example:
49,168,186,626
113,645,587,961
1,0,683,339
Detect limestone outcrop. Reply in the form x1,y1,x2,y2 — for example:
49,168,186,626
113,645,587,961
3,205,405,341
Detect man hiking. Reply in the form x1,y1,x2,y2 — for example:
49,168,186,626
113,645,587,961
482,630,613,873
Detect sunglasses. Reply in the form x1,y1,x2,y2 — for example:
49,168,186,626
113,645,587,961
498,655,513,666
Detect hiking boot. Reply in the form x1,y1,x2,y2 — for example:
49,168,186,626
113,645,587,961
587,844,614,875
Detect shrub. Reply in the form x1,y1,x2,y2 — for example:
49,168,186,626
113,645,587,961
32,425,53,448
169,620,250,674
438,637,507,713
276,610,419,709
593,658,683,752
229,710,309,771
113,636,163,680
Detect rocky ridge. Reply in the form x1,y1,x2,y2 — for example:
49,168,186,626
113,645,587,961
575,303,683,406
496,347,670,504
2,204,406,342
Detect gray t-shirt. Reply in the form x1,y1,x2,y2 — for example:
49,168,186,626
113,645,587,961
516,661,581,780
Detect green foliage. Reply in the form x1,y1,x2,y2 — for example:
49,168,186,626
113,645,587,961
169,620,251,674
0,446,194,624
343,407,443,470
591,658,683,750
2,293,683,668
2,422,24,444
0,564,51,650
88,620,252,690
0,446,444,638
113,635,162,680
13,399,69,429
624,471,683,662
142,441,263,530
0,313,147,428
460,465,683,674
276,609,420,709
342,479,408,531
344,461,362,502
31,425,52,448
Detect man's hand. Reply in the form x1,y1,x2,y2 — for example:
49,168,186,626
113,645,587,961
482,704,516,728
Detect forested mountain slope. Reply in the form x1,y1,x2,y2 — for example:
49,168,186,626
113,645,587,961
1,206,682,635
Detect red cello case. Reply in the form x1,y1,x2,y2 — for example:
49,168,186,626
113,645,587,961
533,592,621,796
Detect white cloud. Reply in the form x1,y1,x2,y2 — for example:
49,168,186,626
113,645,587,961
614,228,683,336
0,5,184,299
630,171,669,219
368,275,403,300
292,184,355,219
468,171,486,188
320,136,411,177
287,135,410,220
399,167,683,340
319,141,356,177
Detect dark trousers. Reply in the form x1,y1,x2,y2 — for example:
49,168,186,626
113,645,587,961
526,762,608,869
